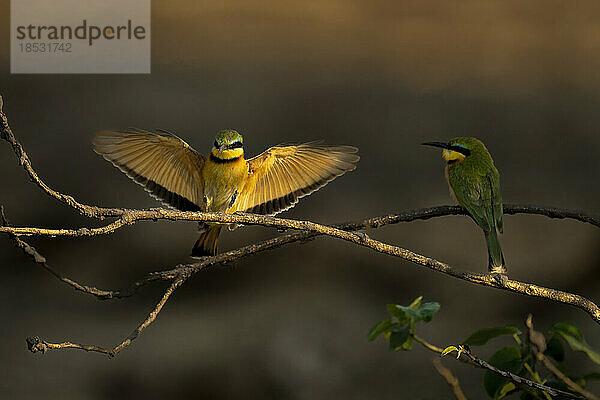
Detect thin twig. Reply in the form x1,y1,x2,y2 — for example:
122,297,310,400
523,362,553,400
416,338,585,400
526,315,600,400
433,358,469,400
1,206,145,299
462,346,586,399
0,97,122,220
27,275,186,357
413,334,446,354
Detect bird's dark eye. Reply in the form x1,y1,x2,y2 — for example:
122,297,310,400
449,145,471,156
214,140,219,148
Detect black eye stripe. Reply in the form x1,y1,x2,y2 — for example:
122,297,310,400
448,145,470,156
226,141,243,149
214,140,243,149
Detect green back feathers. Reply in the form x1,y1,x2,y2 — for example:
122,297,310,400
446,137,503,233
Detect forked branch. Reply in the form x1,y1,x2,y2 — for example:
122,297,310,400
1,95,598,359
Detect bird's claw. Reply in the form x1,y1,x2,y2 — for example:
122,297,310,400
354,231,369,243
489,270,508,285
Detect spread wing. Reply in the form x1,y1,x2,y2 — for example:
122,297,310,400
234,143,359,215
93,128,206,211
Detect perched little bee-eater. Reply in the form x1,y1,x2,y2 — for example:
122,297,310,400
93,128,359,256
422,138,505,274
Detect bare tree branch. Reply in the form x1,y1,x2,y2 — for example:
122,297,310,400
1,206,174,300
0,202,598,238
460,345,584,399
415,336,586,400
0,98,122,220
27,275,186,357
526,314,600,400
433,358,469,400
1,94,599,359
6,206,599,325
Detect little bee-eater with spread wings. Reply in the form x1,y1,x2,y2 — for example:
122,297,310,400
93,129,359,257
422,138,505,274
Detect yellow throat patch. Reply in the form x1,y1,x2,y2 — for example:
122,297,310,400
442,149,465,163
212,147,244,160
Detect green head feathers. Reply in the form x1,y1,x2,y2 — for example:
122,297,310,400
422,137,491,164
447,137,488,155
214,130,243,150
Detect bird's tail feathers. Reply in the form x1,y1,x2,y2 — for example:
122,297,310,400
485,228,506,274
191,225,222,257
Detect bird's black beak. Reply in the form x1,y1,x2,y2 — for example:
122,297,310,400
421,141,450,150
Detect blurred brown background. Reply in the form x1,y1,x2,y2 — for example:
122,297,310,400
1,1,599,399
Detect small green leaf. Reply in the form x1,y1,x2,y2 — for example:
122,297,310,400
483,347,523,399
386,297,422,322
386,297,440,325
391,323,414,350
552,323,600,365
368,318,394,341
416,302,440,322
545,335,565,362
386,304,409,323
389,324,411,351
390,323,407,333
496,382,516,399
463,326,522,346
390,304,419,320
408,296,423,310
390,302,440,324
